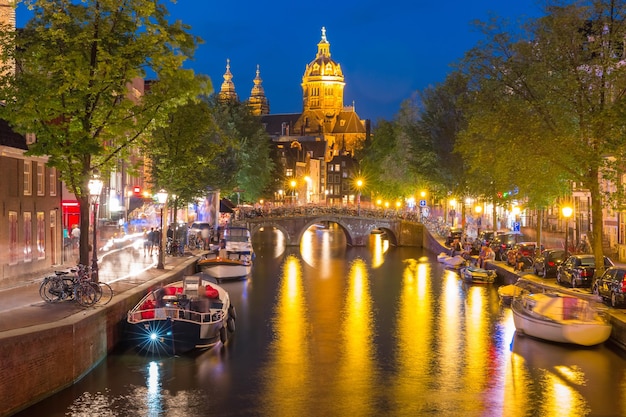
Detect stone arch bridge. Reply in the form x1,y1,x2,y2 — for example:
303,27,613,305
235,214,426,247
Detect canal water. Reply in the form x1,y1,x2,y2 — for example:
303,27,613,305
15,224,626,417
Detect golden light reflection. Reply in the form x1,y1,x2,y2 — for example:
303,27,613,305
370,232,389,268
261,255,311,415
391,256,432,414
300,226,335,278
336,258,376,416
439,272,462,392
463,285,488,402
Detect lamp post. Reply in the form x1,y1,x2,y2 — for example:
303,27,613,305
156,189,168,269
88,174,103,282
475,204,483,235
356,178,363,216
290,180,297,207
562,206,573,255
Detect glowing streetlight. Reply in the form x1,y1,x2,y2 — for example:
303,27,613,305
88,174,103,282
156,189,168,269
355,178,364,216
562,206,573,254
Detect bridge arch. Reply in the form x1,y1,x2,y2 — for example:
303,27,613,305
241,214,408,247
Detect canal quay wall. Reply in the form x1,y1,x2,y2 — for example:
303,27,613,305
0,258,197,417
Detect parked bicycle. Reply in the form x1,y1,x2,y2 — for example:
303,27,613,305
38,264,113,307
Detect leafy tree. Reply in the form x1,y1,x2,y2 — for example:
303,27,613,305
458,1,626,273
0,0,208,268
148,98,237,223
208,97,273,204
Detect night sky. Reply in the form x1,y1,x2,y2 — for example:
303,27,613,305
17,0,543,122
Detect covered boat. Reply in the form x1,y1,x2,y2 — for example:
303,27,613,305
497,278,536,305
459,265,496,284
437,253,466,269
126,274,236,354
511,292,611,346
197,251,252,280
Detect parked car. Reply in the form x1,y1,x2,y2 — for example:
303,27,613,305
532,249,567,278
445,227,464,247
556,254,614,288
490,232,526,261
505,242,542,266
593,266,626,307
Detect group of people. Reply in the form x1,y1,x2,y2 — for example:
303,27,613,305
143,227,162,256
449,237,496,269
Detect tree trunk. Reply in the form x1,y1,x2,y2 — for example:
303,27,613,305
588,166,605,279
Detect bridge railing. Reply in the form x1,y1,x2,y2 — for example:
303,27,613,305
236,205,425,222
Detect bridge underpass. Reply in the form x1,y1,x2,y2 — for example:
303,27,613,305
235,214,425,247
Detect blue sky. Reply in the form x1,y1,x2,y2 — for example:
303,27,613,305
17,1,543,122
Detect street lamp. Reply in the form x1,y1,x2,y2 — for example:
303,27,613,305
88,174,103,282
156,189,168,269
475,204,483,235
356,178,363,216
562,206,573,254
290,180,297,206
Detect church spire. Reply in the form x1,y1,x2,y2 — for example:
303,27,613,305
248,64,270,116
218,58,238,102
316,26,331,59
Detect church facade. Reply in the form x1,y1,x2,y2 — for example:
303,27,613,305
218,27,369,206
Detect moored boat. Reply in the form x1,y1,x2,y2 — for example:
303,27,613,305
497,277,536,305
459,265,496,284
437,253,466,269
126,274,236,354
511,292,611,346
197,252,252,280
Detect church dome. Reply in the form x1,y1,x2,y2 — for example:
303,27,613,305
303,27,343,79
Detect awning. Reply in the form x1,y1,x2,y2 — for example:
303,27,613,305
220,198,235,213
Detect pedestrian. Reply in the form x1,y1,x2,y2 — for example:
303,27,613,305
71,224,80,249
151,228,161,255
143,228,150,256
200,227,210,251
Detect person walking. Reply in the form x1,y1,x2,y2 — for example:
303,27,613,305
150,227,160,256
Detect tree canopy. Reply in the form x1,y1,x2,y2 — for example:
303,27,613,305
0,0,209,266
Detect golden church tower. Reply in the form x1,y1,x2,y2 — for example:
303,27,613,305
248,64,270,116
301,27,345,116
218,58,238,102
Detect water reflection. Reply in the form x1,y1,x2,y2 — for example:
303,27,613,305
262,254,311,416
15,225,626,417
336,258,376,416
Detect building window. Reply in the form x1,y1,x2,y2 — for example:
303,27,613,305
335,174,340,183
37,212,45,259
9,211,18,265
23,161,32,196
24,211,32,262
286,169,293,177
328,165,334,172
37,162,45,196
49,167,57,196
25,132,36,144
342,171,348,178
335,164,340,171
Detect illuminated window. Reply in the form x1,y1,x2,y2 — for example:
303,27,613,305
37,162,44,196
9,211,17,265
286,169,293,177
23,161,32,196
37,212,45,259
49,167,57,196
24,211,32,262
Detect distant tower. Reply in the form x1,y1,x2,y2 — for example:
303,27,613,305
248,64,270,116
301,27,345,115
218,58,238,102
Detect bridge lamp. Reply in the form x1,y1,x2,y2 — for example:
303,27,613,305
562,206,573,254
290,180,297,206
355,178,363,216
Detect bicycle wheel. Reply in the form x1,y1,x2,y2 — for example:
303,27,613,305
74,282,97,307
39,277,63,302
97,282,114,305
88,281,103,303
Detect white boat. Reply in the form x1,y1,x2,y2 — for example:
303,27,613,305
511,292,612,346
197,252,252,280
460,265,496,284
223,226,254,255
126,274,236,354
437,253,466,269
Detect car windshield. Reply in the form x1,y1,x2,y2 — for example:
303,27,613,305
580,259,595,266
